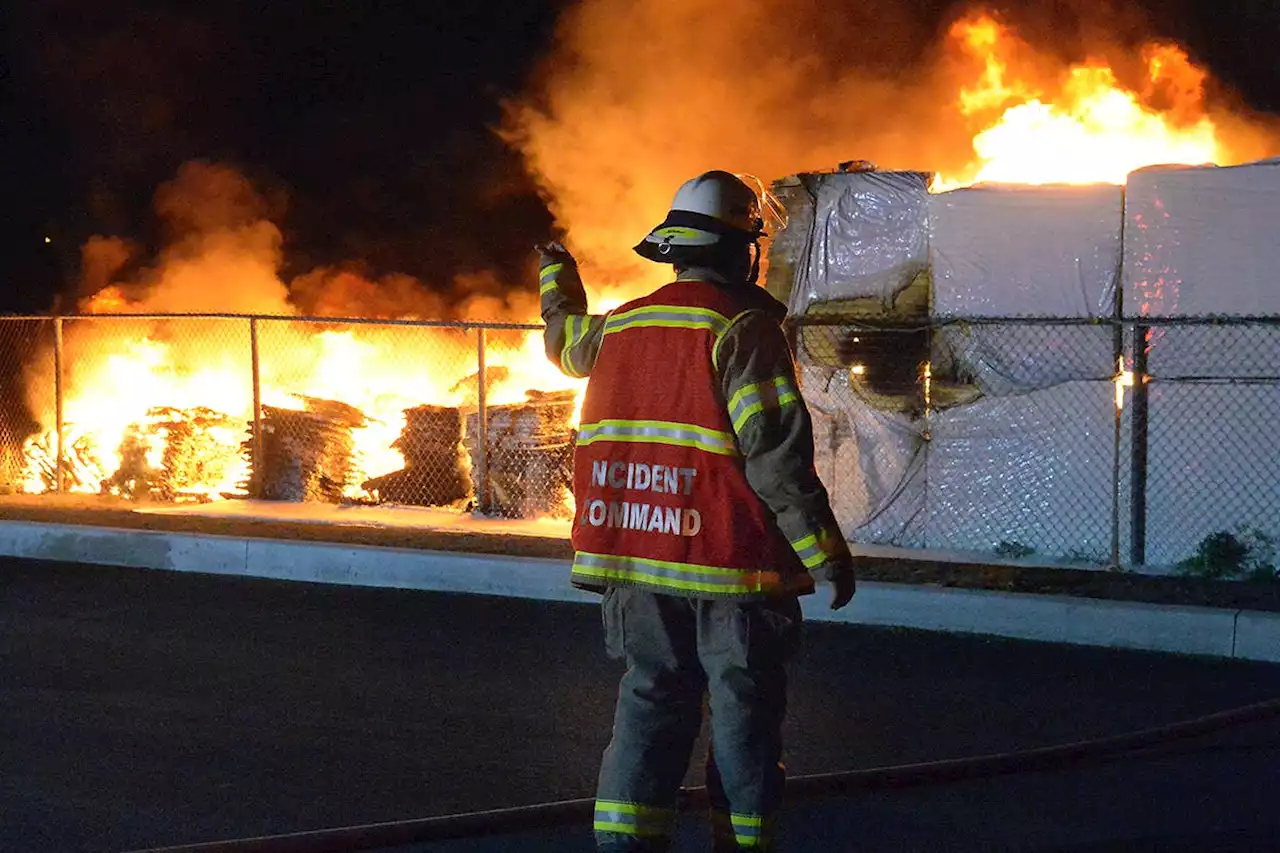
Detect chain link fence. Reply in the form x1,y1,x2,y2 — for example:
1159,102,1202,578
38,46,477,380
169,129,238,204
0,312,1275,573
792,315,1280,574
0,314,578,522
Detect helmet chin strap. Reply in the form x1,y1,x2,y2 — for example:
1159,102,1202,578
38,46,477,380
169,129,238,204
747,238,761,285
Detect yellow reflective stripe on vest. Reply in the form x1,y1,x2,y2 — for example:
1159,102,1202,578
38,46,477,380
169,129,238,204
561,314,591,378
594,800,676,838
790,530,830,570
577,419,738,457
603,304,730,337
727,375,800,435
540,280,558,297
573,552,781,595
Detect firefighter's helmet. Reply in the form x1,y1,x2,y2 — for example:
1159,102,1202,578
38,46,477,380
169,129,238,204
634,171,781,265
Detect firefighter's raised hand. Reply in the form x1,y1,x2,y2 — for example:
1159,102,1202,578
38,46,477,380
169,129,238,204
535,242,576,268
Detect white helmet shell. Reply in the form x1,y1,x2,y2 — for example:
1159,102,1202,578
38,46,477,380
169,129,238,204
669,171,762,236
635,171,769,262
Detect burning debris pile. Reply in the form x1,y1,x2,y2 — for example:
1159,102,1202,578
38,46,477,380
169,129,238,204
110,407,245,501
23,406,246,501
25,428,109,495
9,159,585,519
467,390,576,518
16,378,578,519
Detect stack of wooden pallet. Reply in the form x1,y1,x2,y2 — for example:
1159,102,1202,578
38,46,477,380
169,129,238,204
248,398,363,503
363,404,468,507
466,390,576,518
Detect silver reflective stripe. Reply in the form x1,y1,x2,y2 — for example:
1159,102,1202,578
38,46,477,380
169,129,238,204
593,800,675,837
710,811,773,849
573,552,775,596
603,305,730,337
561,315,591,378
732,813,770,848
539,262,564,283
790,532,827,570
727,375,799,435
577,419,738,457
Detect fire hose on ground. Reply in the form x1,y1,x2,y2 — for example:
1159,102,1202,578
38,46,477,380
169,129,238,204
128,695,1280,853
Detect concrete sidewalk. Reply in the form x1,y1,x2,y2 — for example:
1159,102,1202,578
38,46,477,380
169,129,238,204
1,518,1276,662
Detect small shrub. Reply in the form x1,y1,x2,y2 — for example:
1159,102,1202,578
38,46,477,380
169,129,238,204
1065,548,1109,567
1178,527,1277,582
994,540,1036,559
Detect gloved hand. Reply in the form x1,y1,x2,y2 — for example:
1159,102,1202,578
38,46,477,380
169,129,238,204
535,242,576,268
829,559,857,611
535,242,587,310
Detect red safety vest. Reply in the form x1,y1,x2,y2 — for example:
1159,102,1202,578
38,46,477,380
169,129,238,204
571,280,814,599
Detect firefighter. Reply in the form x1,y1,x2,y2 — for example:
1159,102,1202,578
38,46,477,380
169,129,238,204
538,170,858,852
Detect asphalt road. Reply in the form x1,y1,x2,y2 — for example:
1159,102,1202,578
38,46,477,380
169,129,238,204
2,558,1279,852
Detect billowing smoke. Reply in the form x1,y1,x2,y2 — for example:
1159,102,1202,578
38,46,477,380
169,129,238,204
79,160,538,321
505,0,1280,303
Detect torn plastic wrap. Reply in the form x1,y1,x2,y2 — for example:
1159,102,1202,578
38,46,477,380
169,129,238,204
763,176,818,309
801,364,926,547
929,185,1121,397
1124,160,1280,378
925,381,1117,561
1141,382,1280,569
781,171,932,317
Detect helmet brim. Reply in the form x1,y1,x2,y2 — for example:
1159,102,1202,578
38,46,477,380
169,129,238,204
633,209,761,264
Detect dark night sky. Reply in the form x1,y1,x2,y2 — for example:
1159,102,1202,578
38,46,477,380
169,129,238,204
2,0,1280,315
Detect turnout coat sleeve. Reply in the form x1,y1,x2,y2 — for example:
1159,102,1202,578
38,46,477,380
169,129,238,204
713,310,853,582
539,252,607,379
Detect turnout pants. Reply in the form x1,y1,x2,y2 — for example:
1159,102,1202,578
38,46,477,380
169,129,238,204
593,586,803,852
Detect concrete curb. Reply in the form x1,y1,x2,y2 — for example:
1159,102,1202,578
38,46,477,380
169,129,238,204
1,519,1276,663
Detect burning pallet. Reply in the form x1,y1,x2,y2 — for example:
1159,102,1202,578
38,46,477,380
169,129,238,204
22,427,110,494
108,407,244,501
362,404,469,507
466,390,576,519
247,397,363,503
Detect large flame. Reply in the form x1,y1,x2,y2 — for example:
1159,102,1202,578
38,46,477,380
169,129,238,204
22,316,582,503
509,1,1277,293
19,164,583,505
936,14,1229,188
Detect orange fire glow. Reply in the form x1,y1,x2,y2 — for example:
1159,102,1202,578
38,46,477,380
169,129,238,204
936,14,1227,188
18,7,1279,509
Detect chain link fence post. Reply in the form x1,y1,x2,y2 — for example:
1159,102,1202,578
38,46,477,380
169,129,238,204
53,316,65,494
475,326,489,514
249,317,263,499
1128,323,1150,567
1111,322,1124,569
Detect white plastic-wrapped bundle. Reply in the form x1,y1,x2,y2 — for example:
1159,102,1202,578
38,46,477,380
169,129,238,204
801,365,926,547
930,184,1122,396
783,171,931,316
1125,160,1280,318
925,381,1117,561
1124,160,1280,378
1141,382,1280,568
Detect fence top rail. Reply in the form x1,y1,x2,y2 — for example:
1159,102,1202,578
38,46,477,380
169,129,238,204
786,314,1280,328
0,313,545,331
3,312,1278,329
